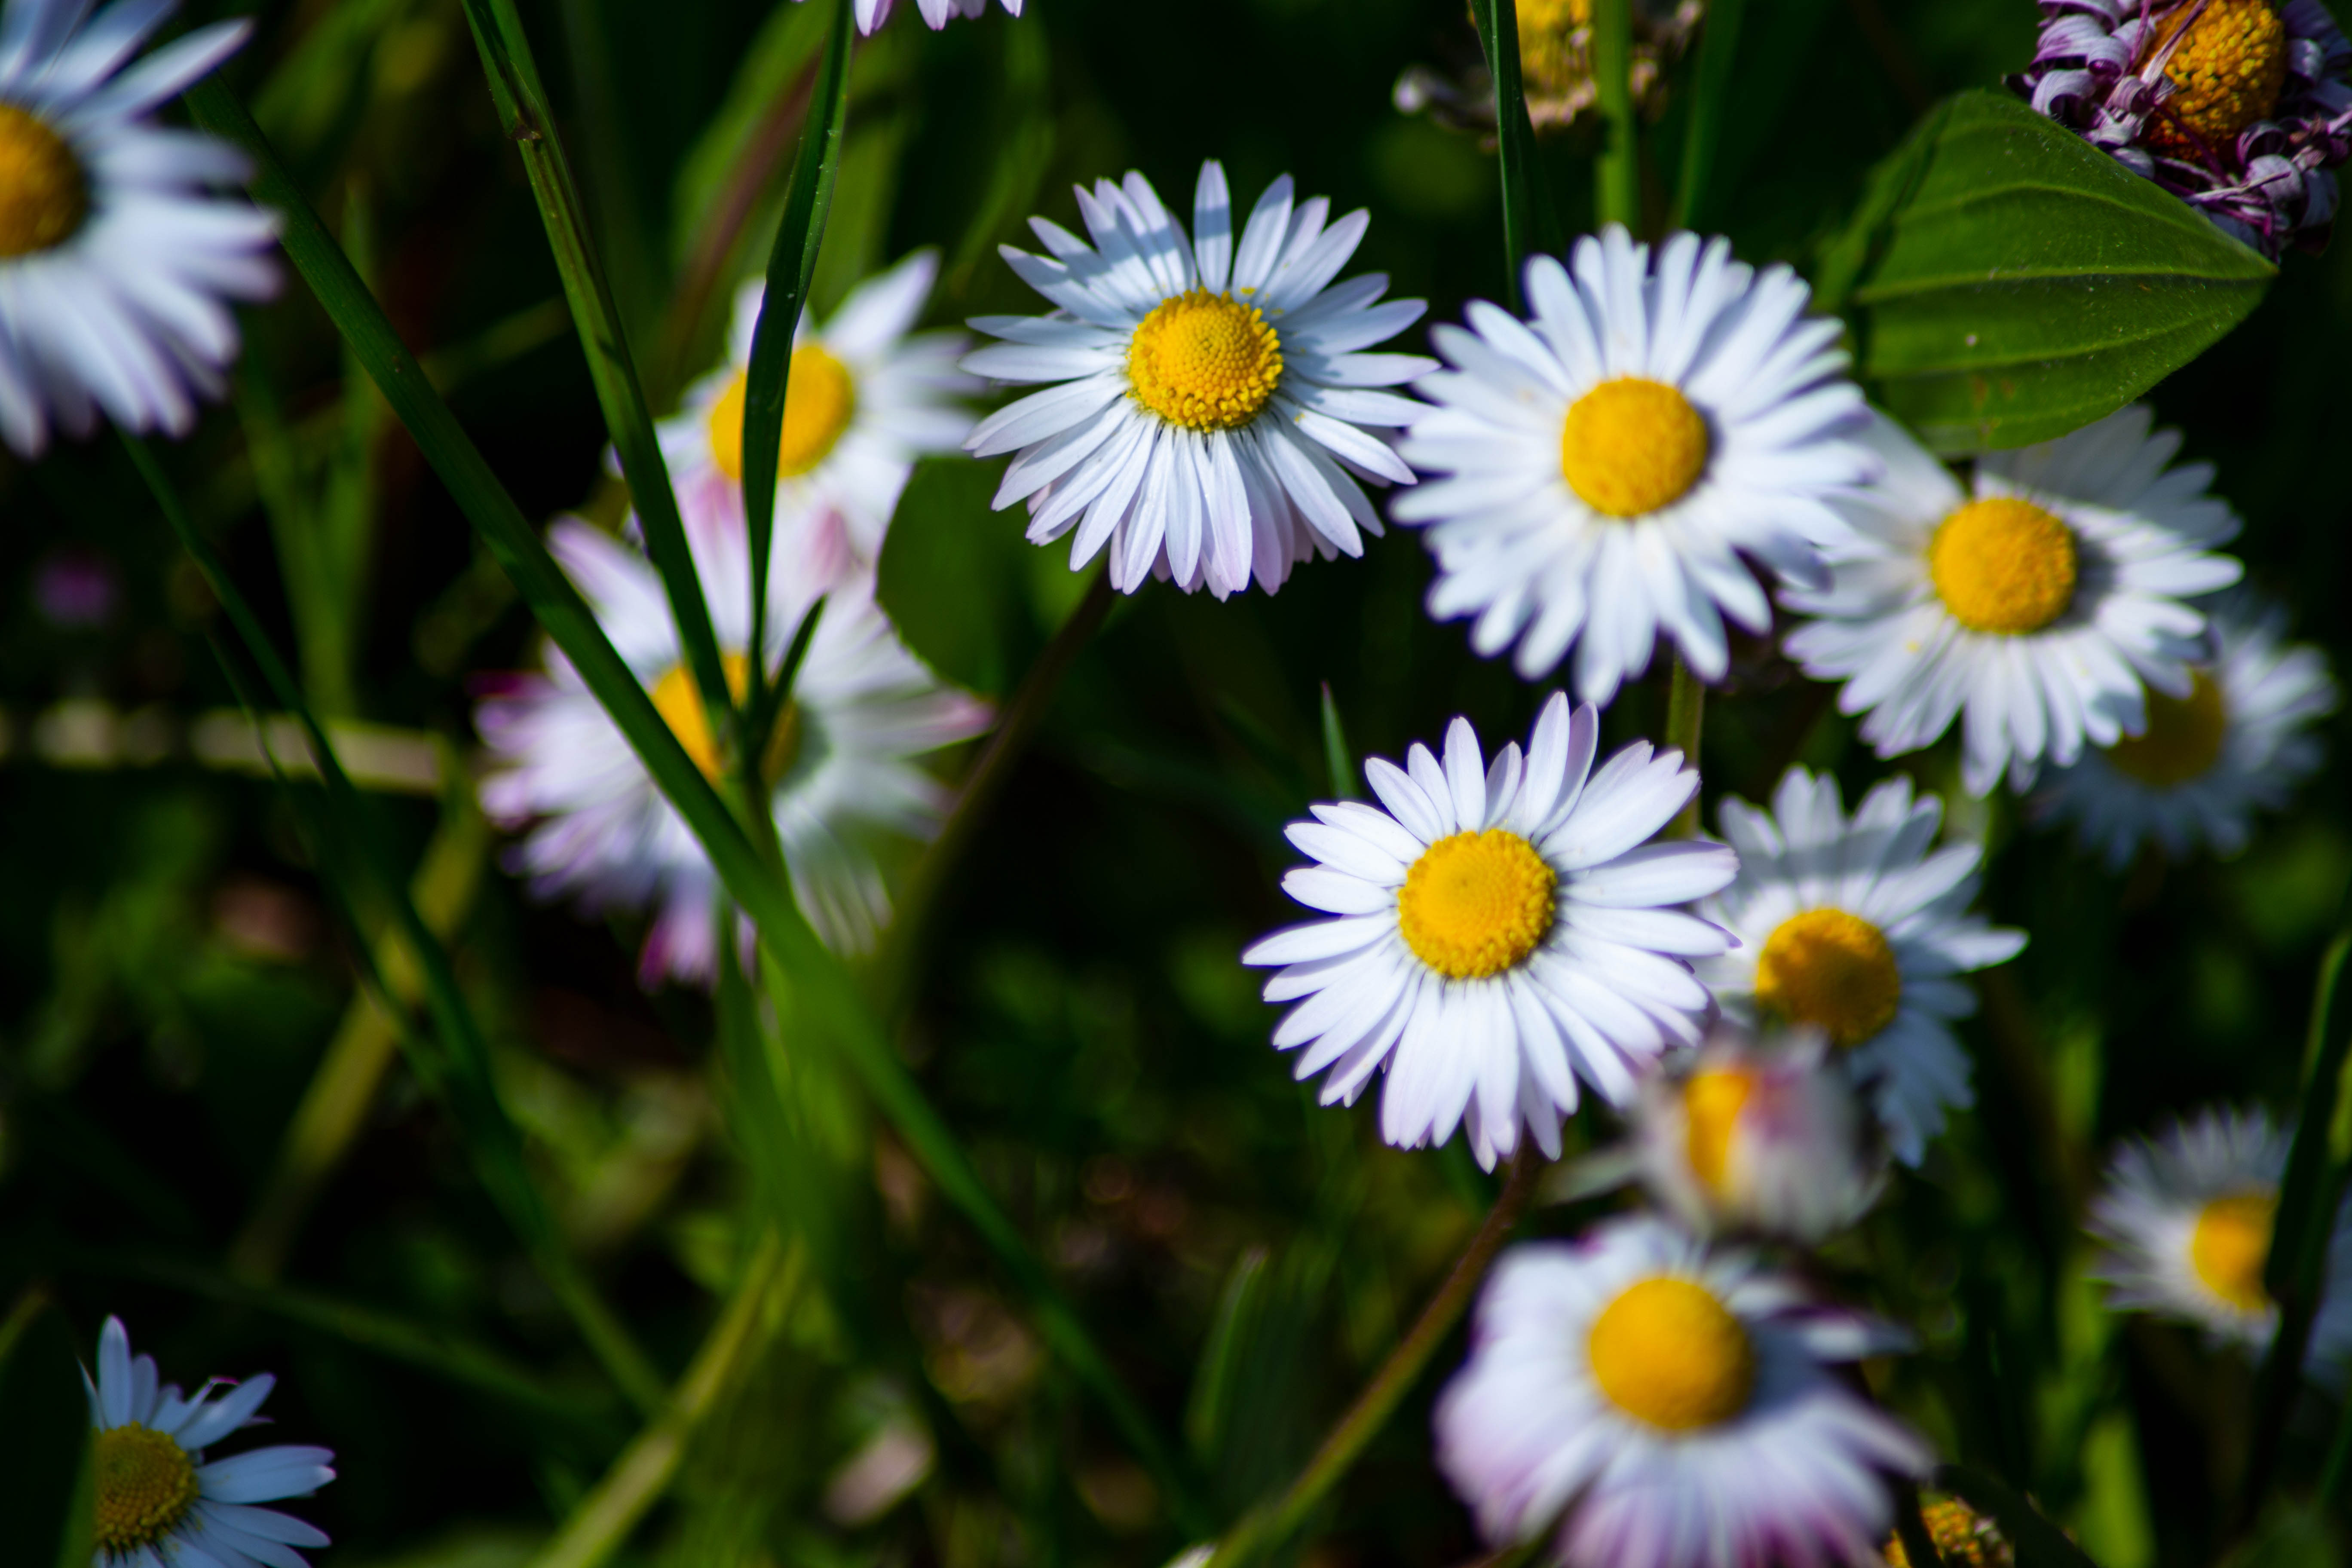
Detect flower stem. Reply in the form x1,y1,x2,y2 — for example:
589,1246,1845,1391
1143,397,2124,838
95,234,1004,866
1591,0,1642,231
1472,0,1562,307
1666,654,1706,837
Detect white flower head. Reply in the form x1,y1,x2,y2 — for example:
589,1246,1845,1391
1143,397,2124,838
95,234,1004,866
85,1316,334,1568
964,160,1435,600
1700,767,2025,1167
477,511,990,984
1241,692,1738,1170
2038,588,2336,868
1390,226,1872,705
658,250,977,578
1434,1218,1932,1568
0,0,281,456
1782,406,2245,796
795,0,1021,33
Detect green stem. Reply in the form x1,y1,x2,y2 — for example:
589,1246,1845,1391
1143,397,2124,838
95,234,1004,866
1665,654,1706,837
1591,0,1641,232
1471,0,1561,307
1671,0,1747,230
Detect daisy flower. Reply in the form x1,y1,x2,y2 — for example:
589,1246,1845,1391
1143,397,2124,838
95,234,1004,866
1240,692,1737,1170
0,0,279,457
85,1316,334,1568
1782,405,2245,796
2039,588,2336,867
963,160,1434,599
1389,226,1872,705
476,511,990,983
1699,768,2025,1166
797,0,1020,33
1434,1216,1932,1568
2089,1106,2352,1364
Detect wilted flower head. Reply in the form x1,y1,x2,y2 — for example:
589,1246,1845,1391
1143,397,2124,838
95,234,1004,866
1885,1495,2014,1568
1396,0,1705,136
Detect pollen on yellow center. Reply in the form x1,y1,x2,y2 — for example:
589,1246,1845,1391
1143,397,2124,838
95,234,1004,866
1928,496,2079,635
2107,669,2229,787
1587,1276,1757,1431
1682,1068,1757,1196
2190,1190,2275,1313
1559,377,1711,518
650,653,803,785
1126,288,1284,432
1396,829,1557,980
1755,908,1902,1047
0,103,88,260
2146,0,2290,153
705,345,859,484
94,1424,200,1552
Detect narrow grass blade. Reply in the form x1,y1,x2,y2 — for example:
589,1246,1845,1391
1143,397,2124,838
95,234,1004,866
1672,0,1747,230
0,1302,95,1568
1320,683,1354,801
1590,0,1641,230
1666,655,1706,837
1933,1464,2100,1568
1471,0,1563,305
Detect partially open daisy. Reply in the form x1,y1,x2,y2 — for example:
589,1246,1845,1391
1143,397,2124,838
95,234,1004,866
1390,227,1871,704
1434,1217,1931,1568
0,0,279,457
659,251,976,577
797,0,1021,33
2039,588,2336,867
86,1316,334,1568
476,513,990,983
1699,768,2025,1166
964,161,1434,599
1782,406,2245,796
1241,692,1736,1170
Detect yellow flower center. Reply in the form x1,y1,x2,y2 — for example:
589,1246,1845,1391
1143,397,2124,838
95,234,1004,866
94,1424,200,1552
1126,288,1284,432
1682,1067,1757,1196
2190,1190,2275,1313
1587,1276,1757,1431
0,103,88,260
1755,908,1902,1048
650,652,803,785
1559,377,1712,518
705,344,859,483
1514,0,1595,94
2147,0,2290,153
1928,496,2079,635
1396,829,1557,980
2107,669,2229,788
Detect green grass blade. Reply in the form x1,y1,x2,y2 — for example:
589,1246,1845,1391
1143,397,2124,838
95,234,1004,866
1319,683,1354,801
1672,0,1747,230
1590,0,1640,230
1470,0,1562,306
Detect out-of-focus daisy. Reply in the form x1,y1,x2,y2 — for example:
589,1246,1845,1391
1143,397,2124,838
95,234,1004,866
0,0,279,456
1241,692,1736,1170
477,513,989,983
797,0,1021,33
1391,227,1871,704
964,160,1433,599
1631,1025,1883,1243
1885,1495,2013,1568
1434,1216,1932,1568
659,250,976,575
1783,406,2244,796
1699,768,2025,1166
86,1316,334,1568
1394,0,1703,136
2091,1106,2352,1365
2012,0,2352,258
2039,589,2335,867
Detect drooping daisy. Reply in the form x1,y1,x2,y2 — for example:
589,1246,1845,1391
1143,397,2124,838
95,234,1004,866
1390,226,1872,705
85,1316,334,1568
2038,588,2336,867
0,0,280,457
963,161,1434,599
1699,768,2025,1166
1782,406,2244,796
1240,692,1737,1170
2089,1106,2352,1365
477,510,990,983
658,250,977,575
2011,0,2352,258
796,0,1021,33
1434,1217,1932,1568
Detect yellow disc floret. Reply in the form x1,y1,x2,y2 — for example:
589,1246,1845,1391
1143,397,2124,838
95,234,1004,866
2190,1190,2276,1313
2107,669,2229,788
2146,0,2290,154
1755,908,1902,1047
1396,829,1557,980
651,652,804,785
706,344,860,483
1514,0,1596,95
95,1424,200,1552
1587,1276,1757,1431
1682,1067,1757,1196
1928,496,2079,635
0,103,88,260
1126,289,1284,432
1885,1497,2015,1568
1559,377,1712,518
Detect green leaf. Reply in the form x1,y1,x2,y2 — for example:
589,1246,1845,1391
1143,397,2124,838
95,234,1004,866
1817,89,2274,453
0,1301,96,1568
876,457,1026,697
1933,1463,2103,1568
1319,684,1354,802
1471,0,1563,303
